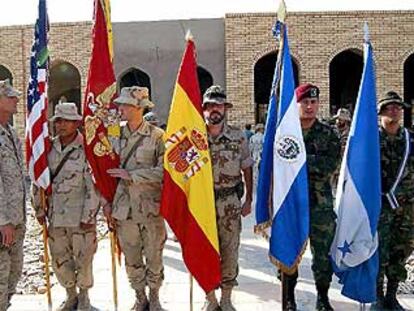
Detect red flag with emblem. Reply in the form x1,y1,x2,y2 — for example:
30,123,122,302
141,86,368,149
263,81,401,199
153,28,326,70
83,0,120,203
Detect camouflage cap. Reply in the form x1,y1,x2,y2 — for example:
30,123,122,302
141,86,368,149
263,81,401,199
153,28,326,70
0,79,21,98
50,102,82,122
378,91,405,114
114,86,154,109
333,108,351,122
202,85,233,108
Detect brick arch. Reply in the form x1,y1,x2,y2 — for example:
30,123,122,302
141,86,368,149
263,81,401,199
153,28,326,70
0,64,14,83
252,46,302,74
326,45,363,68
400,48,414,72
49,60,82,114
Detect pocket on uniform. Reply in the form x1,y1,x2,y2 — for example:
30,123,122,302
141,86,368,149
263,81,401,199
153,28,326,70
135,148,155,164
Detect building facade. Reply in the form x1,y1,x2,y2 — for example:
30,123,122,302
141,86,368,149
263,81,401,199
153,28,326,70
1,10,413,142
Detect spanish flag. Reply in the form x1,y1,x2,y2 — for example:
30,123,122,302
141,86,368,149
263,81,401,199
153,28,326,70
160,34,221,293
83,0,120,203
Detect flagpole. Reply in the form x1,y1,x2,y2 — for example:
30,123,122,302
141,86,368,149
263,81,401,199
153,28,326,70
109,230,118,311
189,274,193,311
273,17,286,311
40,189,52,311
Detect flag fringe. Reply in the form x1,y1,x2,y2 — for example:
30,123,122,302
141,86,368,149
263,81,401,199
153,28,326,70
269,240,308,275
254,220,273,240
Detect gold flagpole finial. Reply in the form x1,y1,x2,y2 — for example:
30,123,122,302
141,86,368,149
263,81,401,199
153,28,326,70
278,0,287,23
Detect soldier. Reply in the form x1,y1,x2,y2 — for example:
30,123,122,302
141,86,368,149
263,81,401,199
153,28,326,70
106,86,166,311
249,123,264,186
332,108,351,155
330,108,352,195
371,91,414,311
0,79,25,311
283,83,340,311
32,102,99,311
201,85,253,311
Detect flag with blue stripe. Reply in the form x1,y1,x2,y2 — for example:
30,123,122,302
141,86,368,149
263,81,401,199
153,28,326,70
330,25,381,303
256,24,309,273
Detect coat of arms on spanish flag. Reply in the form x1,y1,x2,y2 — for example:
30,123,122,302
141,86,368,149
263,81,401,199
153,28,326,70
83,0,120,203
160,33,221,293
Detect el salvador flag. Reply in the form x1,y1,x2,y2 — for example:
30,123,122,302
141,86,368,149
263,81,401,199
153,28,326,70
330,25,381,303
256,24,309,272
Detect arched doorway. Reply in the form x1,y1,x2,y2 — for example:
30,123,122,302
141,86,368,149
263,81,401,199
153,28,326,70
49,61,81,116
0,65,14,125
329,49,363,115
119,68,151,98
0,65,13,83
254,51,299,124
403,53,414,128
197,66,214,97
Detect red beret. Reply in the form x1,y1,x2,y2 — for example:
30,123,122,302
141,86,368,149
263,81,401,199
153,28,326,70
295,83,320,102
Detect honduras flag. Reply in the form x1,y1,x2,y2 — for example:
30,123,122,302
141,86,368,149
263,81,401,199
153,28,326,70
256,22,309,273
330,25,381,303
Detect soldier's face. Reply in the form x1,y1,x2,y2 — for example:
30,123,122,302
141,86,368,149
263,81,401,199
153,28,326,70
0,95,19,115
118,104,142,122
380,103,402,125
298,97,319,121
203,102,226,125
54,119,79,138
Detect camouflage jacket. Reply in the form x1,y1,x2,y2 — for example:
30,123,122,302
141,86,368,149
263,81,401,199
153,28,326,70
209,124,254,190
380,126,414,207
0,124,26,226
32,132,99,227
112,121,165,222
303,120,341,208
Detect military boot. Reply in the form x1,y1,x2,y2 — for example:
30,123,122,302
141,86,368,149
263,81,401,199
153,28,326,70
285,277,297,311
202,291,220,311
77,288,91,311
56,287,78,311
315,284,334,311
220,288,236,311
384,281,405,310
370,281,385,311
131,289,149,311
149,288,163,311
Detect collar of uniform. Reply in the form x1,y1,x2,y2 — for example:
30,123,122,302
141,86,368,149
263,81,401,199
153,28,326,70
209,123,232,142
53,131,83,153
0,123,13,137
124,120,151,139
380,125,404,138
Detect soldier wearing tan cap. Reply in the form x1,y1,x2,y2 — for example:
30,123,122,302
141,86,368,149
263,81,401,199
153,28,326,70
106,86,166,311
32,102,100,311
0,79,26,311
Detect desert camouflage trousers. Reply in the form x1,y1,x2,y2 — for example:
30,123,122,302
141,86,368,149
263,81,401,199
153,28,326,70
216,193,242,289
117,217,167,291
0,225,25,311
48,225,97,289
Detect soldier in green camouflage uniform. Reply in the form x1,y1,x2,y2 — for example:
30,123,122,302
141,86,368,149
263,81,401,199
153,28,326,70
107,86,166,311
201,86,253,311
0,80,25,311
283,83,340,311
371,91,414,311
32,103,99,311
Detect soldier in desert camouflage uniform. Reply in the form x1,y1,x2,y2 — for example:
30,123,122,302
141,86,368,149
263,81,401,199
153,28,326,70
107,86,166,311
201,85,253,311
370,91,414,311
32,102,99,311
283,83,340,311
0,80,25,311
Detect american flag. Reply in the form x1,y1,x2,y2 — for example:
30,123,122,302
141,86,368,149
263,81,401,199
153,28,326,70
26,0,51,192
